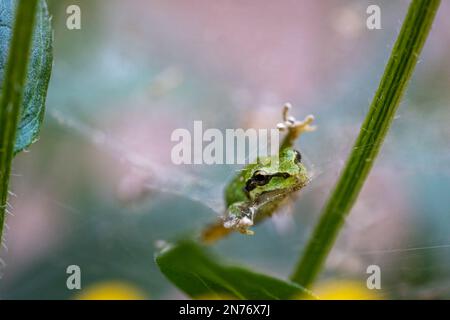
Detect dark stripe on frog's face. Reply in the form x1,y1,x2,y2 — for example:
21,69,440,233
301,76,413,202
244,172,291,195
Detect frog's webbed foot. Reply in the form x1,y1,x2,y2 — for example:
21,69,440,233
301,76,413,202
223,203,255,236
200,203,255,244
277,103,316,133
277,103,316,148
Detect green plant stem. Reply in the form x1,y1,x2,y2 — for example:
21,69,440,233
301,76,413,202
291,0,440,288
0,0,39,244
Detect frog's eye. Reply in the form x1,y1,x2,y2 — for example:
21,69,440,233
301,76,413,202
294,150,302,164
253,171,269,184
244,171,271,193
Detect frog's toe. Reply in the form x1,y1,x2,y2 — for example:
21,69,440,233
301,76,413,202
223,216,238,229
236,216,255,235
238,216,254,228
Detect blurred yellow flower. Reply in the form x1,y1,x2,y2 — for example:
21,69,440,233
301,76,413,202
75,281,148,300
313,280,383,300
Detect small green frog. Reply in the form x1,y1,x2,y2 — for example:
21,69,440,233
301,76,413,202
202,104,315,243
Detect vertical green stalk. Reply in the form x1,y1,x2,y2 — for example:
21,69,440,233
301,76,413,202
291,0,440,288
0,0,39,244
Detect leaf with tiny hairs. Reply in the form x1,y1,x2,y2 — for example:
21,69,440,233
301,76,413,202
0,0,53,154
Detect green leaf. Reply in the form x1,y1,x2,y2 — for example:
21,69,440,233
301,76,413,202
0,0,50,250
0,0,53,154
156,240,315,300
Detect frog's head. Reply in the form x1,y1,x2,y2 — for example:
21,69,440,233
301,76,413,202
243,148,309,202
223,148,310,234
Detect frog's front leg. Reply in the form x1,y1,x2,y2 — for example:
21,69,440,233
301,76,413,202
200,202,254,243
223,202,255,235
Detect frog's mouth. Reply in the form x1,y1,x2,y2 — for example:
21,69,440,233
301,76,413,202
253,187,295,207
224,180,307,234
224,188,293,233
252,175,309,208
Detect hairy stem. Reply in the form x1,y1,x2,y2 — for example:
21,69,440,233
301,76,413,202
0,0,39,245
291,0,441,288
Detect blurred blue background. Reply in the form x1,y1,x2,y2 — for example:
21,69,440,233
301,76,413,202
0,0,449,299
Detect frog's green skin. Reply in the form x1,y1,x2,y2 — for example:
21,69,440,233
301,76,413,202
223,148,309,234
